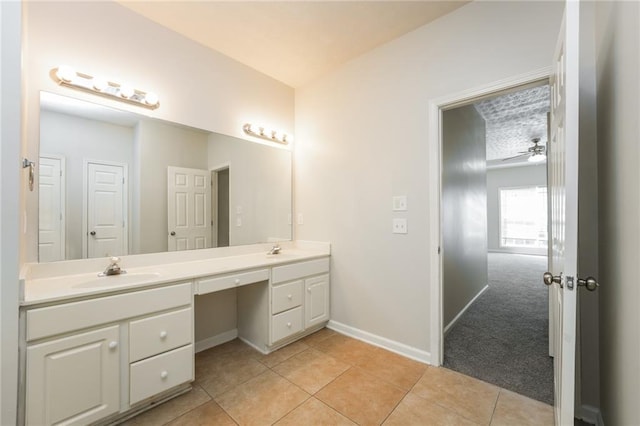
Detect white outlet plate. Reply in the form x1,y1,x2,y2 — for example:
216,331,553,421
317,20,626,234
393,196,407,211
392,218,408,234
297,213,304,225
236,216,242,227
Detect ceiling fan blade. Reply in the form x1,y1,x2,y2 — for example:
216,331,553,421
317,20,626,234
501,152,529,161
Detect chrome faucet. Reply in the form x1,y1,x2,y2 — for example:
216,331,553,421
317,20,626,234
99,256,127,277
267,244,281,255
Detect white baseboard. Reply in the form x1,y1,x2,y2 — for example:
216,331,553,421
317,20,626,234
327,320,431,364
577,404,604,426
194,329,238,353
444,284,489,335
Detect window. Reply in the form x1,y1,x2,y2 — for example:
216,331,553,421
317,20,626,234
499,186,548,249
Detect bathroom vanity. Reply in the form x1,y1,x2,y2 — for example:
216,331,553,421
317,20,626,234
19,241,330,425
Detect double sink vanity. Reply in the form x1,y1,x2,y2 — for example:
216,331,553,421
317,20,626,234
19,241,330,425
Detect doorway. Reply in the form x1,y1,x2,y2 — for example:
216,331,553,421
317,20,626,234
211,166,230,248
436,79,553,404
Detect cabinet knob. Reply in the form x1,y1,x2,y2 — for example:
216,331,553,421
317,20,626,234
159,331,168,339
287,294,292,300
160,371,168,379
235,278,241,285
108,341,118,350
287,322,292,328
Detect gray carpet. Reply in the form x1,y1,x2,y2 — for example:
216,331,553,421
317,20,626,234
444,252,553,405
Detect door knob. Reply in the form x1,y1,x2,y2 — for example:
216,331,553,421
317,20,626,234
170,231,176,236
90,231,96,236
543,272,562,287
578,276,599,291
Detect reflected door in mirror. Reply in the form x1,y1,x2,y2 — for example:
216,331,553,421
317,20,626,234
39,155,66,262
168,166,211,251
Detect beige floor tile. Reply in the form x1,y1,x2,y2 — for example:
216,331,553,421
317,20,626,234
316,367,406,425
275,397,356,426
411,367,499,425
301,327,337,347
490,389,554,426
357,348,427,391
196,339,258,366
312,333,381,365
167,400,237,426
214,370,310,426
384,392,479,426
197,354,268,397
259,340,310,368
273,348,350,394
122,385,211,426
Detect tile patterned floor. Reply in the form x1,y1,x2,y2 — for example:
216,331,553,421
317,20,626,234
123,329,554,426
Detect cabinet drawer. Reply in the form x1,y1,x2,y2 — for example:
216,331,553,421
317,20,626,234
271,258,330,284
271,307,303,343
129,308,192,362
197,269,269,295
26,283,192,341
130,344,193,405
271,280,303,315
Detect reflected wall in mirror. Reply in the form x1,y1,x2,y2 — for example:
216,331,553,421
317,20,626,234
38,92,292,262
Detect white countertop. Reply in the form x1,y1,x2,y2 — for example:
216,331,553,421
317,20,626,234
21,241,330,306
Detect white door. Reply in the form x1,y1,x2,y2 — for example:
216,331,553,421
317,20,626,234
547,2,580,424
86,161,128,258
39,155,65,262
167,166,210,251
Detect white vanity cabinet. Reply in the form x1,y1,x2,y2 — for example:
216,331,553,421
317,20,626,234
238,257,330,353
23,281,194,425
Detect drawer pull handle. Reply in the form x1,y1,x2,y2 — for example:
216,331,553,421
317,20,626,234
160,371,168,379
235,278,241,285
108,341,118,350
159,331,168,339
287,294,292,300
287,322,292,328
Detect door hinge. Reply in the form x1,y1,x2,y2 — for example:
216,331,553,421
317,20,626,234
122,177,125,184
60,170,63,177
438,246,441,254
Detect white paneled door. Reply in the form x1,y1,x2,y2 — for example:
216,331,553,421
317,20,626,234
85,161,128,258
167,166,211,251
39,155,65,262
547,2,580,424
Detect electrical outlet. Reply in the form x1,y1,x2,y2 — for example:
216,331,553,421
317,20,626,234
392,218,408,234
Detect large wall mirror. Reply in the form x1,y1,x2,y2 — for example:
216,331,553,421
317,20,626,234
38,92,292,263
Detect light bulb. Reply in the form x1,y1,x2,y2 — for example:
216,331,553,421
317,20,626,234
56,65,76,83
528,154,546,163
119,84,134,99
92,76,108,92
144,91,159,106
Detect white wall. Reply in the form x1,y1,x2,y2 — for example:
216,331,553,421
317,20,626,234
295,1,563,358
442,105,487,328
1,2,21,423
40,110,135,260
594,1,640,423
486,164,547,256
22,0,294,263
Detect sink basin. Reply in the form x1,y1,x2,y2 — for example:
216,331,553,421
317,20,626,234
72,272,162,289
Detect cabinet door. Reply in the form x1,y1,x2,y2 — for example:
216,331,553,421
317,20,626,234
305,274,330,328
26,326,120,426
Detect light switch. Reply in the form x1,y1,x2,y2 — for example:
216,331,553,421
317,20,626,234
236,216,242,227
393,196,407,211
392,218,408,234
297,213,304,225
236,205,243,214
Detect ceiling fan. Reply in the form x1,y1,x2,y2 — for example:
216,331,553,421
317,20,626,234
502,137,546,163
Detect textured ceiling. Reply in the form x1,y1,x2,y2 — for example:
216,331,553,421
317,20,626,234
475,85,550,162
117,1,469,88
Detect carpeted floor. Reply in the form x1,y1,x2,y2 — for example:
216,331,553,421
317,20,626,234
444,252,553,405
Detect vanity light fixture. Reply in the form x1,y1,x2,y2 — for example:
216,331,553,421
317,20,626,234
243,123,291,145
50,65,160,110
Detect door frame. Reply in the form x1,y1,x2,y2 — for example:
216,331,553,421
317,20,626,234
82,159,129,258
427,67,552,366
210,162,230,248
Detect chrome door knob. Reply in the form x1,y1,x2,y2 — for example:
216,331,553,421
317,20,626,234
578,276,599,291
543,272,562,286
